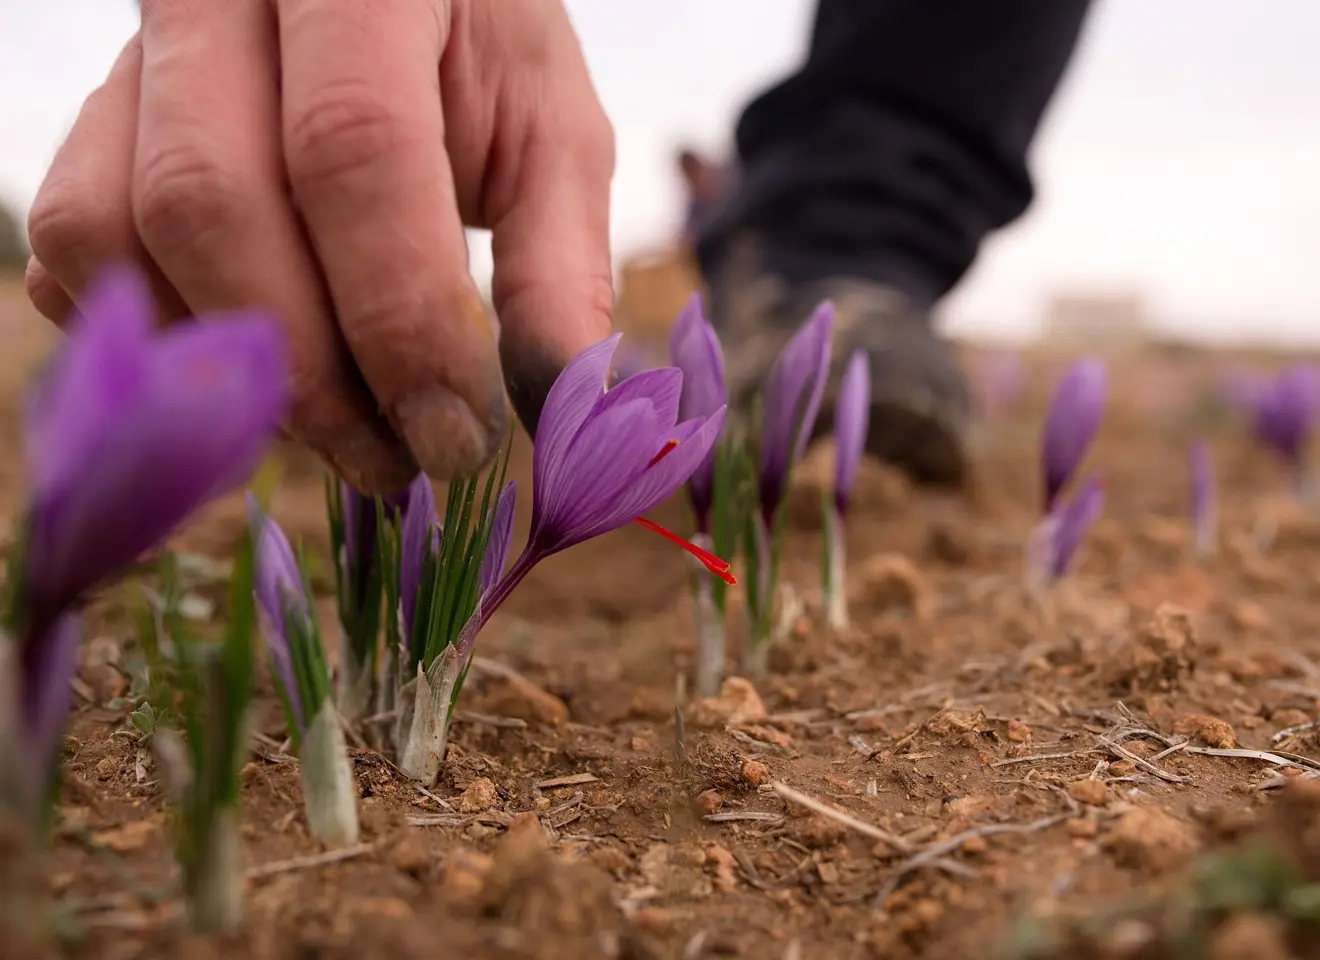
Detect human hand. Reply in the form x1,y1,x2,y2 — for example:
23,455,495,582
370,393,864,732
25,0,615,494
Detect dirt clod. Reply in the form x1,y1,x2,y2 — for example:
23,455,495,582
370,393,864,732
1067,779,1110,807
1102,807,1199,874
457,777,500,813
1173,714,1238,748
855,553,932,620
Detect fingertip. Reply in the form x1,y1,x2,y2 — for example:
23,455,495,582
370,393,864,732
25,257,76,328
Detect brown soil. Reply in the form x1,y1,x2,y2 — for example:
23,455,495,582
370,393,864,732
7,276,1320,959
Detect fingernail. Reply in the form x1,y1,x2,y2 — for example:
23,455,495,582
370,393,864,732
317,420,419,495
390,385,501,479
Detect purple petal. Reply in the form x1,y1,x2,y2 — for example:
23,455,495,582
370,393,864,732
1041,358,1107,510
246,495,306,729
565,410,727,546
1189,440,1216,553
23,304,287,622
339,482,379,611
1258,363,1319,463
531,399,663,552
20,613,81,786
399,472,436,643
479,481,517,599
532,334,620,498
833,350,871,514
591,366,682,430
758,301,834,516
1050,476,1104,577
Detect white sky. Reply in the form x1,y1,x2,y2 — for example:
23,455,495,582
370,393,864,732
1,0,1317,345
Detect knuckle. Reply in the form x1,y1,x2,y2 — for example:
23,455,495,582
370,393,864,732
135,144,249,257
286,79,411,192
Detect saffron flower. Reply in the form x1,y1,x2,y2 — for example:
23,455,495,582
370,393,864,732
1041,358,1107,510
248,496,359,847
491,333,726,589
669,295,736,696
16,266,286,635
973,350,1025,420
824,350,870,630
744,303,833,673
758,302,834,521
1189,440,1216,558
2,262,286,836
1253,364,1319,500
668,294,728,533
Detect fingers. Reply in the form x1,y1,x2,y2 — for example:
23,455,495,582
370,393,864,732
25,35,186,326
278,0,507,480
134,0,416,493
24,258,73,325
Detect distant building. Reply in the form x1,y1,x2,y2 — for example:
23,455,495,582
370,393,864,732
1043,289,1149,351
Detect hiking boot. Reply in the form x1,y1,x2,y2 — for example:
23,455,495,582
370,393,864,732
704,238,971,486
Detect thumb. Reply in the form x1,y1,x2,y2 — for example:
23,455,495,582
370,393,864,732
487,74,616,438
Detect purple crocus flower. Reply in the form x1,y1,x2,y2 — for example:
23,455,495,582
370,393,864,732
1254,363,1319,466
473,333,728,629
478,481,517,600
1041,358,1107,510
399,472,438,643
759,302,833,520
18,265,287,636
246,495,308,733
1189,440,1216,555
833,350,871,515
973,350,1025,419
1050,476,1104,578
668,294,728,532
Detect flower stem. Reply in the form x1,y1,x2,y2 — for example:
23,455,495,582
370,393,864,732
335,629,373,727
299,701,360,847
186,804,244,934
690,534,726,697
398,647,462,785
825,505,848,631
745,513,773,676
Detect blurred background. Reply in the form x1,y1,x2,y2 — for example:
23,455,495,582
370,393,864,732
0,0,1316,349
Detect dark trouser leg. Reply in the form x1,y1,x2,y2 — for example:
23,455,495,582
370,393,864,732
697,0,1093,309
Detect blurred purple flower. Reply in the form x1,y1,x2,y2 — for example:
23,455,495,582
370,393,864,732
1189,440,1216,555
759,302,833,521
668,294,727,531
1041,358,1107,511
833,350,871,515
474,334,728,629
19,265,287,635
247,495,308,733
973,350,1025,419
1050,476,1104,578
1254,363,1319,466
399,473,438,643
13,614,81,791
478,481,517,601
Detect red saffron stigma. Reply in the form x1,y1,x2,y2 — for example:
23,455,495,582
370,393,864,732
634,516,737,585
647,439,679,468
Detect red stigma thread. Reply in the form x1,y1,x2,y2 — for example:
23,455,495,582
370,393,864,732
634,516,737,585
647,439,679,468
